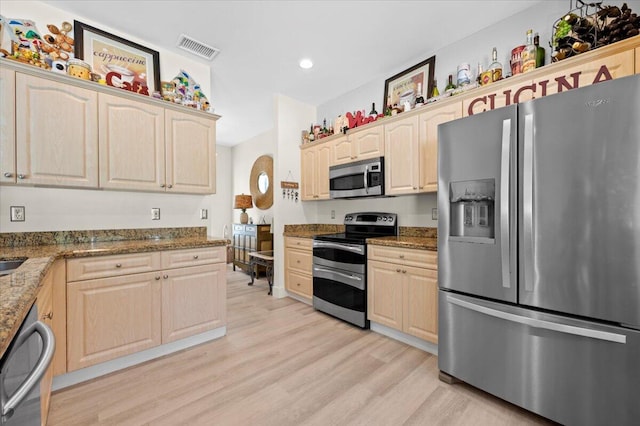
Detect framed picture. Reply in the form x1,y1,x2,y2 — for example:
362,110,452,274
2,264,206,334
74,20,160,95
383,56,436,110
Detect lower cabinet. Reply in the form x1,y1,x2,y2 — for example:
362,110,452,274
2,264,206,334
284,237,313,299
367,245,438,344
66,247,226,372
36,264,53,426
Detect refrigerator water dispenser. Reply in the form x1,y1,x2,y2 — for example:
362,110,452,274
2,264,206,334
449,179,495,241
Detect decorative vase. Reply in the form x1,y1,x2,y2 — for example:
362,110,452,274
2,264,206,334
240,210,248,224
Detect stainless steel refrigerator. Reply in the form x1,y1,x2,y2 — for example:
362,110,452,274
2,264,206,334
437,74,640,426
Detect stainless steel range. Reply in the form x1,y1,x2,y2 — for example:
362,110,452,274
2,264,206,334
312,212,397,328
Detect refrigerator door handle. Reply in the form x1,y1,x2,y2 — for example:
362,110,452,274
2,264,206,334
523,113,535,291
500,118,511,289
446,294,627,344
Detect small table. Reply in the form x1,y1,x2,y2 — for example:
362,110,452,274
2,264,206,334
247,250,274,295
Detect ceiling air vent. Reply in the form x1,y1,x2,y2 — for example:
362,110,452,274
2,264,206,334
176,34,220,61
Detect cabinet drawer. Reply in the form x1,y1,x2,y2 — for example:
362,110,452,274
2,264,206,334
286,248,312,274
285,237,313,250
161,247,225,269
368,245,437,270
67,252,161,282
285,269,312,298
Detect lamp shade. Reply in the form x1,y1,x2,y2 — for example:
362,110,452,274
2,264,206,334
234,194,253,210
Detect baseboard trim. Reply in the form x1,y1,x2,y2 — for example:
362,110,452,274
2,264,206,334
370,322,438,355
52,326,226,391
286,292,312,305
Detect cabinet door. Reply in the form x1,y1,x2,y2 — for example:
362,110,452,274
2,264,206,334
367,260,403,330
384,115,419,195
301,146,317,200
161,263,226,343
316,143,331,199
67,271,162,371
332,136,353,165
0,67,15,183
16,73,98,187
165,109,216,194
99,93,165,191
50,259,67,377
403,265,438,343
419,101,463,192
285,268,312,298
350,125,384,161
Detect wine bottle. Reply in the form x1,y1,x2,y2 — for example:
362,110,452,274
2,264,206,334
521,29,536,73
322,119,328,136
384,95,392,116
488,47,503,82
432,79,440,97
369,102,378,117
415,83,424,106
444,74,456,93
534,32,545,68
476,63,483,85
308,123,315,142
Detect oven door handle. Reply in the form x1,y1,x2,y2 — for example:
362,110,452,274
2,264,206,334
2,321,55,419
313,266,365,290
312,241,365,254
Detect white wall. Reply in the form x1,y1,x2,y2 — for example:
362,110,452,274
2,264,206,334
230,129,275,226
0,1,231,236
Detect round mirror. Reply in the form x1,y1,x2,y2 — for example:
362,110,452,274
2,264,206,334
250,155,273,210
257,172,269,194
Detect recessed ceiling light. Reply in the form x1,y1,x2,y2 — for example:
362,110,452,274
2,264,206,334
299,58,313,69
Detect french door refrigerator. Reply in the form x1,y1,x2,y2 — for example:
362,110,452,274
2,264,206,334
437,74,640,426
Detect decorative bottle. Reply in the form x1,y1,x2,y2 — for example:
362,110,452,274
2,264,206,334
534,32,546,68
369,102,378,117
415,83,424,106
432,79,440,97
488,47,503,82
521,29,537,73
444,74,456,94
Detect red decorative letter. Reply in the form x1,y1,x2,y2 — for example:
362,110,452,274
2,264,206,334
592,65,613,84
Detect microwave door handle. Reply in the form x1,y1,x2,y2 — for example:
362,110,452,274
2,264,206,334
2,321,55,419
364,165,369,194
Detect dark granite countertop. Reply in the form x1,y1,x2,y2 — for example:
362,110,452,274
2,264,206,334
367,235,438,251
0,227,228,359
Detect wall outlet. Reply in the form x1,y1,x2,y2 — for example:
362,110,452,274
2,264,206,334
200,209,208,219
10,206,25,222
432,208,438,220
331,210,335,219
151,208,160,220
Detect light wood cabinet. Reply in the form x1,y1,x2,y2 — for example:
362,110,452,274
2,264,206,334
50,259,67,377
332,126,384,166
384,115,419,195
284,237,313,299
165,109,216,194
0,67,15,184
161,263,226,343
98,93,166,192
36,265,54,426
368,246,438,343
15,73,99,187
418,101,463,192
67,271,163,371
66,247,227,372
635,46,640,73
300,142,331,200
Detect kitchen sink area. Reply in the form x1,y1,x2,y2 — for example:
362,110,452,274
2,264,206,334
0,259,26,276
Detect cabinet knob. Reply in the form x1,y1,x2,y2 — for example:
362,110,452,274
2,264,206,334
413,187,417,190
167,184,173,189
155,276,161,280
402,270,407,274
163,274,169,279
115,263,122,268
419,186,424,189
396,268,401,273
296,283,301,286
42,311,53,320
193,255,199,259
3,172,12,178
17,174,26,180
296,260,300,263
399,255,405,259
160,184,166,188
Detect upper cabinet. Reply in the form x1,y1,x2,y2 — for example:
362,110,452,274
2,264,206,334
165,109,216,194
332,126,384,165
0,59,219,194
301,141,331,200
99,93,165,191
16,73,99,187
384,115,419,195
0,68,15,184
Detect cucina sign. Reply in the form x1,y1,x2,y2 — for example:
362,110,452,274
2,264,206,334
466,65,615,116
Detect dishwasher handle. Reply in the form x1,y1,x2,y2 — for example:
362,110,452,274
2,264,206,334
1,321,55,419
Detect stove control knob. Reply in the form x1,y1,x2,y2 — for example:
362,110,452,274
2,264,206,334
377,216,382,221
382,217,387,222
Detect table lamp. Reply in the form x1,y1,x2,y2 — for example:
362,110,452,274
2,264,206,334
234,194,253,224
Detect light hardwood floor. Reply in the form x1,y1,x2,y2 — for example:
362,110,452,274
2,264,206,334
48,267,551,425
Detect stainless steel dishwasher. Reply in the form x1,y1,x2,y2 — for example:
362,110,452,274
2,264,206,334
1,303,55,426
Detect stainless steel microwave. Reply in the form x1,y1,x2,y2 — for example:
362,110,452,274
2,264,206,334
329,157,384,199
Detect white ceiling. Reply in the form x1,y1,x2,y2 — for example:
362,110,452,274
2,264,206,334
45,1,541,146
